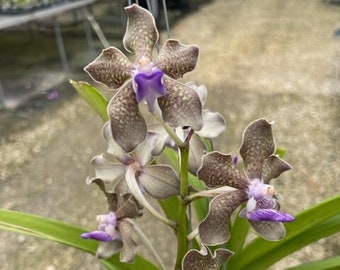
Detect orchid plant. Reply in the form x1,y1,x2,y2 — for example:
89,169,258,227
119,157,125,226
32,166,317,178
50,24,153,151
0,3,339,270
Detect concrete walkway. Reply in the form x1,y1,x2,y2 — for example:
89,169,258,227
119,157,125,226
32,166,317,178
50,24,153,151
0,0,339,269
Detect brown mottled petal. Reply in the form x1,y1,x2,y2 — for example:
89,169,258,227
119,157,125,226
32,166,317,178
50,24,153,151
182,246,233,270
102,122,129,163
90,155,126,185
249,220,286,241
199,190,248,245
86,178,119,212
114,178,130,197
123,4,158,59
197,110,226,139
96,241,123,259
108,81,147,153
117,220,138,263
133,132,158,166
116,194,143,220
148,123,171,156
262,155,292,184
239,119,275,180
156,39,199,79
197,151,248,189
84,47,132,89
158,76,203,131
139,165,179,199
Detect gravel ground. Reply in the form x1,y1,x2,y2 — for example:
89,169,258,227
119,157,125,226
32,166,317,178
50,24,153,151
0,0,339,269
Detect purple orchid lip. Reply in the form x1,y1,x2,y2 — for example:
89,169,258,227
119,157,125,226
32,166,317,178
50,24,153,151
81,231,114,242
247,209,295,222
134,68,166,112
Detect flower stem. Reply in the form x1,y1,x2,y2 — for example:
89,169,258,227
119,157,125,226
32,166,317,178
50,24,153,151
174,146,190,270
127,219,167,270
154,115,186,148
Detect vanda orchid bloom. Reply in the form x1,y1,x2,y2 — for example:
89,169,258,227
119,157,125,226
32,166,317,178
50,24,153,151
197,119,294,245
88,122,179,227
85,4,203,153
81,179,143,262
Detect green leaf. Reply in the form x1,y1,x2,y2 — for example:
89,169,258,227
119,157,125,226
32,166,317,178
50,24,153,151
163,147,179,171
70,80,109,122
159,196,180,222
226,206,250,253
0,209,158,270
275,147,287,158
227,196,340,270
286,256,340,270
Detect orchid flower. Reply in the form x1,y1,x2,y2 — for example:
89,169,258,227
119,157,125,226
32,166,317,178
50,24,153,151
87,122,179,227
197,119,294,245
81,179,142,262
84,4,203,152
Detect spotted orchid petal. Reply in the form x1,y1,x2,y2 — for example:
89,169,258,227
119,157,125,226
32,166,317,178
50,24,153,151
186,82,207,105
133,67,166,112
115,194,143,220
197,151,248,190
123,4,158,59
133,132,158,166
182,246,233,270
139,165,179,199
261,155,291,184
88,155,126,188
96,241,123,259
197,110,226,138
148,123,174,156
108,81,147,153
117,220,138,263
248,220,286,241
240,119,276,180
198,190,248,245
102,122,130,163
87,178,119,212
156,39,199,79
84,47,132,89
158,75,203,130
247,209,295,222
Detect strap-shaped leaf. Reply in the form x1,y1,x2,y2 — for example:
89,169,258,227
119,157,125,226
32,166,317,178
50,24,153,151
286,256,340,270
70,80,109,122
0,209,157,270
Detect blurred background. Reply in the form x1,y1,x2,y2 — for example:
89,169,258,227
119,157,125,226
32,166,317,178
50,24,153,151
0,0,339,269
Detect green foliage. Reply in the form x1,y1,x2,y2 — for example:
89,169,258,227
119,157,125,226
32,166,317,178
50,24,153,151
0,209,158,270
70,80,109,122
286,256,340,270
